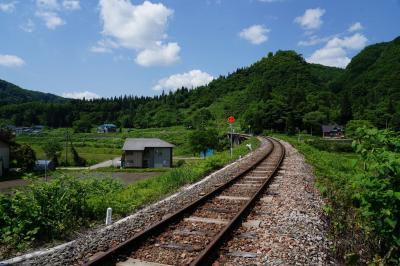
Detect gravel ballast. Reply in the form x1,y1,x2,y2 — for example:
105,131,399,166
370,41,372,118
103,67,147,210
215,139,336,265
2,137,271,266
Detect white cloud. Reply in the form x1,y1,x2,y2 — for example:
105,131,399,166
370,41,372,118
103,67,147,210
326,33,368,50
62,91,100,99
35,0,80,29
99,0,173,49
348,22,363,32
20,19,35,33
153,70,214,91
307,47,350,68
135,42,180,67
306,33,368,68
96,0,180,66
36,0,59,10
298,35,331,46
0,1,17,12
90,39,119,53
0,54,25,67
35,11,65,29
62,0,80,10
294,8,325,30
239,24,270,45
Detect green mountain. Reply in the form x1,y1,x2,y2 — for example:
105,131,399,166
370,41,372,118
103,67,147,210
0,36,399,132
330,36,400,128
0,79,65,105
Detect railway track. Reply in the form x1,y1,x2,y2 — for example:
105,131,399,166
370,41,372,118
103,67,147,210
85,137,285,266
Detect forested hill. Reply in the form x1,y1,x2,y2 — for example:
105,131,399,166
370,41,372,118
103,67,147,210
330,36,400,128
0,79,65,104
0,36,399,132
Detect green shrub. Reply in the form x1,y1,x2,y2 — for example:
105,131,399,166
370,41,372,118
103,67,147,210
305,138,353,152
175,159,185,167
0,175,124,257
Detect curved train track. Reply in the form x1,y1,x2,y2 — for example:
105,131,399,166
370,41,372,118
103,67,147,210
85,137,285,266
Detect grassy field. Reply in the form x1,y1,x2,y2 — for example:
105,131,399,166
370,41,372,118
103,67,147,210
16,126,194,165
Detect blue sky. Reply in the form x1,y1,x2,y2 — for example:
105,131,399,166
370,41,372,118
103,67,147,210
0,0,399,99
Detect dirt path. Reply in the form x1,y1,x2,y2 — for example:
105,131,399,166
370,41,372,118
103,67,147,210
0,178,29,192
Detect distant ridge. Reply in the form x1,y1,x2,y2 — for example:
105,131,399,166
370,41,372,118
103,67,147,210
0,79,65,104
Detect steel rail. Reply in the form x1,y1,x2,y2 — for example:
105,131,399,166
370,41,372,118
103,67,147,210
190,137,285,265
84,136,283,266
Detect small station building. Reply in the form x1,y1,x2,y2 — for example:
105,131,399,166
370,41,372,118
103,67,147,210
122,138,174,168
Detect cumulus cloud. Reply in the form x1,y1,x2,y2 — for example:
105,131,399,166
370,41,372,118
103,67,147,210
20,19,35,33
0,54,25,67
298,35,331,46
62,0,80,10
90,39,119,53
239,25,270,45
153,70,214,91
294,8,325,30
35,11,65,29
62,91,100,99
306,33,368,68
348,22,363,32
0,1,17,12
96,0,180,67
135,42,180,67
36,0,60,10
35,0,80,29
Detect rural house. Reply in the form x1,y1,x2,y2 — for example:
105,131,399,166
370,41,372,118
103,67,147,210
122,138,174,168
322,124,345,138
0,138,10,177
97,123,117,133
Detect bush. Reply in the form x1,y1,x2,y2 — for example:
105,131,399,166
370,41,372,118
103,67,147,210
175,159,185,167
0,175,124,256
305,138,353,152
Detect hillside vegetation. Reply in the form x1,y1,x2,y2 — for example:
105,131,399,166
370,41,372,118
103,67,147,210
0,79,65,105
0,36,399,132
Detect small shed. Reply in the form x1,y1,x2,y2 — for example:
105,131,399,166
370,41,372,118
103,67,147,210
122,138,174,168
322,124,345,138
0,139,10,177
97,124,117,133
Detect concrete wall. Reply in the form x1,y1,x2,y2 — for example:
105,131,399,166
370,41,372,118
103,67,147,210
125,151,143,168
153,148,172,168
124,147,172,168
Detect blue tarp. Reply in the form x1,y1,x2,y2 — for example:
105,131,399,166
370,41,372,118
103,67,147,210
199,149,214,158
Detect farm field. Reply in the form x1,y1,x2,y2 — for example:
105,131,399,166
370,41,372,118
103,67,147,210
16,126,194,165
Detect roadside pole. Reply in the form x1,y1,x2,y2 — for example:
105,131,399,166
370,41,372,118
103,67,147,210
230,123,233,158
227,116,235,158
